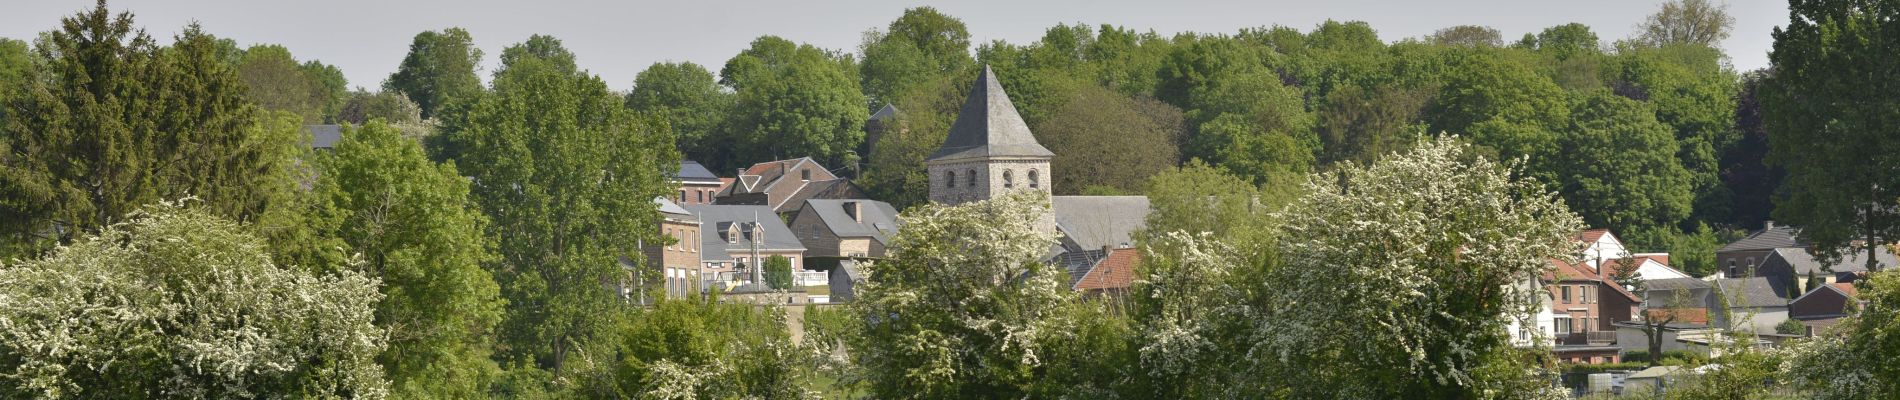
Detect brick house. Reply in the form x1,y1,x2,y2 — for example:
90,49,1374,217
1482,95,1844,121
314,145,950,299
1715,221,1802,278
638,198,702,300
672,161,724,205
788,199,898,259
1546,258,1642,347
718,157,868,214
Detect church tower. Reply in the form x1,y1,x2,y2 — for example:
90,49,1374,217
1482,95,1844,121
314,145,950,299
927,66,1054,206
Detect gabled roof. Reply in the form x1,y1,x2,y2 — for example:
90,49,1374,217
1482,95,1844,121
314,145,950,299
1072,248,1140,291
1793,282,1858,305
684,205,806,256
1543,258,1642,302
803,199,900,245
303,125,344,149
1718,223,1803,252
775,179,868,213
1053,196,1150,251
674,161,722,184
1766,246,1894,274
1714,277,1787,308
927,65,1053,162
1646,277,1713,291
654,197,695,220
869,104,899,121
1575,229,1611,244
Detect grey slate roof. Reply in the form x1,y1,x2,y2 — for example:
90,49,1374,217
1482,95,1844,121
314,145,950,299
1718,223,1804,252
654,197,696,221
303,125,343,149
803,199,900,245
1646,277,1713,291
927,66,1054,162
1058,248,1110,288
1767,246,1894,274
684,205,806,261
674,161,722,184
1714,277,1788,308
1052,196,1150,251
869,104,899,121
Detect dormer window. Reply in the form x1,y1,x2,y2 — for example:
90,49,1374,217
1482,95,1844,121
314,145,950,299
801,169,812,181
1003,170,1014,189
1028,169,1040,189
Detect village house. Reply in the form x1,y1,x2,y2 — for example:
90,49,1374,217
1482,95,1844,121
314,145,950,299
1789,282,1863,334
672,161,725,205
684,204,807,290
1715,222,1801,277
636,197,702,300
788,199,899,260
718,157,869,215
1710,277,1791,334
1060,246,1141,298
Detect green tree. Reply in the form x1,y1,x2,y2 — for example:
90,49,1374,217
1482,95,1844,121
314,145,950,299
763,254,793,289
626,62,731,168
1524,23,1601,60
442,34,678,381
860,7,973,106
1635,0,1736,47
1554,91,1693,237
385,27,483,120
721,36,868,167
1181,68,1316,185
1786,270,1900,399
1265,137,1581,398
0,5,300,259
1609,43,1738,227
1720,71,1781,229
336,90,423,125
614,297,811,398
0,201,387,398
849,192,1102,398
1430,25,1503,47
1034,83,1184,194
1762,0,1900,271
307,122,506,398
236,44,342,123
1317,83,1431,165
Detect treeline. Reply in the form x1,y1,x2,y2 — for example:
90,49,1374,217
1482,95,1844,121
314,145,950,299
3,0,1898,399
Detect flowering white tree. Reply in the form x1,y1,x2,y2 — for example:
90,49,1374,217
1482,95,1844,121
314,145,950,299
1126,231,1273,397
1261,137,1579,399
847,191,1090,398
1784,270,1900,399
0,201,388,398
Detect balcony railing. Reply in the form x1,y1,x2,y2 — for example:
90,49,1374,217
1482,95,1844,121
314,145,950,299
1559,331,1619,345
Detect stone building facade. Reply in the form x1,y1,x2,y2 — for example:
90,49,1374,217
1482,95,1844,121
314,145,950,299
925,66,1058,233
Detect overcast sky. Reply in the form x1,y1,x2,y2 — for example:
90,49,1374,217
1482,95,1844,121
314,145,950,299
2,0,1788,92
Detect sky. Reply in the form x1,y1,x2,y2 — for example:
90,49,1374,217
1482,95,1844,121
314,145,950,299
1,0,1789,92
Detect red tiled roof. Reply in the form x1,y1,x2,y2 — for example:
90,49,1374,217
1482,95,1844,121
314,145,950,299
1074,248,1140,291
1544,258,1642,303
1830,283,1859,297
1576,229,1611,244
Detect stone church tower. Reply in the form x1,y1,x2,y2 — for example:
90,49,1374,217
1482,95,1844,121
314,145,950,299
927,66,1054,206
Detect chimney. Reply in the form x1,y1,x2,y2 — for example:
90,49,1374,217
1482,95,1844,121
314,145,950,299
845,201,862,223
1764,220,1776,230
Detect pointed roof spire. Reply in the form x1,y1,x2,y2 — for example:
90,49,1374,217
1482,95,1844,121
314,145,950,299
927,65,1053,162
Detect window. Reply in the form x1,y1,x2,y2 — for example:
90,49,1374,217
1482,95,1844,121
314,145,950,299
678,190,686,202
1003,170,1014,189
946,170,956,188
696,190,704,203
1561,286,1571,302
1029,169,1040,189
666,229,675,250
967,169,976,187
1728,259,1738,277
801,169,812,181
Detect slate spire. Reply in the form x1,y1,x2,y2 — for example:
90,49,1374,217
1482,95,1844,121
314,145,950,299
927,65,1054,162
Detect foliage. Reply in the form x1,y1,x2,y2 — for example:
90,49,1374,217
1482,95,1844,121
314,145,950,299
720,36,868,169
1034,83,1184,194
627,62,732,169
765,254,794,290
1761,0,1900,271
384,27,483,120
1719,71,1780,230
1264,137,1580,399
235,44,347,123
1784,271,1900,399
0,5,301,259
304,121,506,398
615,298,815,399
336,90,423,125
848,191,1094,398
1666,350,1785,400
1317,83,1431,165
859,7,972,106
1430,25,1504,47
441,34,678,382
1635,0,1736,47
1553,90,1693,236
1125,231,1277,397
0,201,387,398
1137,160,1280,257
